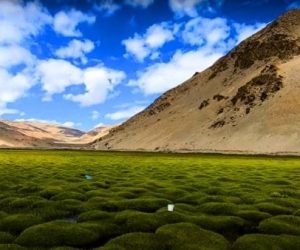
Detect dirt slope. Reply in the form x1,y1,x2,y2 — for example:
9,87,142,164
92,10,300,154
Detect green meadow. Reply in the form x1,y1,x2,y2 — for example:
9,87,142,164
0,150,300,249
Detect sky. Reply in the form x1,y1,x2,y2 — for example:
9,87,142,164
0,0,299,131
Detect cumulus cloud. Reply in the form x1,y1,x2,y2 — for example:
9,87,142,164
0,45,35,69
55,39,95,64
53,9,96,37
127,16,266,95
37,59,125,106
0,68,33,114
65,66,126,106
182,17,230,46
94,0,121,15
125,0,155,8
169,0,203,17
129,47,223,94
0,0,52,45
122,22,174,61
105,105,145,120
36,59,83,101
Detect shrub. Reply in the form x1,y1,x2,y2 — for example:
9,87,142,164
258,215,300,235
16,221,99,248
0,214,43,234
156,222,230,250
233,234,300,250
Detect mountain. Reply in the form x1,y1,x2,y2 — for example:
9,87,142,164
91,10,300,154
0,121,113,148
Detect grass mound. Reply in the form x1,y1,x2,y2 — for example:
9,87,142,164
156,222,230,250
0,244,26,250
98,232,165,250
258,215,300,235
199,202,239,215
0,214,43,234
233,234,300,250
0,231,15,244
16,221,99,247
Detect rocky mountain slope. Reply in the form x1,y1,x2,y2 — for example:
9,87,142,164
92,10,300,154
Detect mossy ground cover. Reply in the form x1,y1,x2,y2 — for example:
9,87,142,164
0,150,299,249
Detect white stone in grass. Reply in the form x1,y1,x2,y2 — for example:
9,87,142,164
168,204,175,212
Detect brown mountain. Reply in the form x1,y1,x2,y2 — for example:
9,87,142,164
91,10,300,154
0,121,113,148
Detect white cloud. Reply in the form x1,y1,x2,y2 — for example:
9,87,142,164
169,0,203,17
53,9,96,37
36,59,83,100
122,22,174,61
125,0,154,8
0,68,33,115
129,47,223,94
55,39,95,64
182,17,230,46
91,110,100,120
94,0,121,15
65,66,126,106
234,23,267,44
0,0,52,45
37,59,125,106
0,45,35,69
105,105,145,120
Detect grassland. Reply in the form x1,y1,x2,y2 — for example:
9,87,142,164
0,150,299,249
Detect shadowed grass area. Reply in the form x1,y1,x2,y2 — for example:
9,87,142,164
0,150,299,249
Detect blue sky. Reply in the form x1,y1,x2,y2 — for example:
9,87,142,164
0,0,299,131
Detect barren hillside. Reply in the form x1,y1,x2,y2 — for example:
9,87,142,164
92,10,300,154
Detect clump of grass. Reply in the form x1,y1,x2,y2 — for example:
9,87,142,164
255,202,293,215
77,210,114,222
16,221,99,247
199,202,239,215
98,232,165,250
0,214,43,234
258,215,300,235
0,244,26,250
236,210,271,223
51,192,86,201
232,234,300,250
100,198,171,212
0,231,15,244
190,215,246,240
156,223,230,250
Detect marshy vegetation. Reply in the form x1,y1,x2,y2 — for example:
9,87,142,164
0,150,300,249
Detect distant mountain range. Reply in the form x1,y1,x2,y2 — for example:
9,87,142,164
0,120,114,148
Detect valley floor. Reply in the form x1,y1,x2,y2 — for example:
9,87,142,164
0,150,300,249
